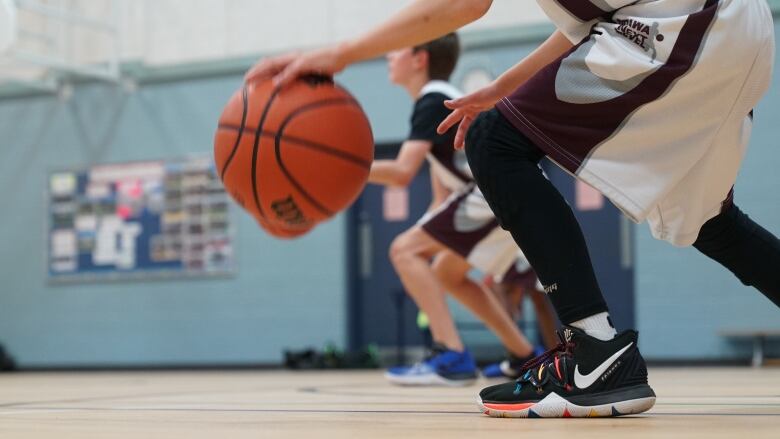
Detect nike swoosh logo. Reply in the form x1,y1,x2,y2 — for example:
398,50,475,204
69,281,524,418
574,342,633,389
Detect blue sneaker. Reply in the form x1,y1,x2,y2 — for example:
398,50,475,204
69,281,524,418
481,345,547,379
385,344,477,386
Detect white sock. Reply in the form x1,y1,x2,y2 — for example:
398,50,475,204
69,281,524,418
570,312,617,341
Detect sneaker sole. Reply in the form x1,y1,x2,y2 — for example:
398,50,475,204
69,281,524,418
478,384,656,418
384,371,477,387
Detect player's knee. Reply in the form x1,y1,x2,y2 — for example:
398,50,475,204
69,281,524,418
694,204,778,290
432,255,467,287
694,204,748,255
389,234,414,267
388,239,403,266
432,262,457,288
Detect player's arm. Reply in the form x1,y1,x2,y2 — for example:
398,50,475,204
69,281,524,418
334,0,493,71
368,140,431,188
437,30,574,148
429,172,451,211
371,90,452,188
246,0,493,85
491,30,573,97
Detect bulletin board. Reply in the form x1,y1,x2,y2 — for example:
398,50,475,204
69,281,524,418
47,157,234,283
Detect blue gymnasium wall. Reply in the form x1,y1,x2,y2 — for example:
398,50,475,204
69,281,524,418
0,78,348,367
1,17,779,366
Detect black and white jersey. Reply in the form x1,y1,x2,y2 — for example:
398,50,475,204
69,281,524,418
411,81,520,276
408,81,472,192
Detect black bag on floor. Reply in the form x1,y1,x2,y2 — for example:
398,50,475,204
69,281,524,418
0,343,16,371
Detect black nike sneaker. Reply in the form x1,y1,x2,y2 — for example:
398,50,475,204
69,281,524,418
481,345,546,379
478,327,655,418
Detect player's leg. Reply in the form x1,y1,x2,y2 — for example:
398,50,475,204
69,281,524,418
481,274,519,320
424,186,549,378
466,109,654,417
386,226,477,386
479,262,553,377
431,250,534,358
389,227,462,350
489,276,524,321
693,202,780,307
500,257,559,348
465,109,610,334
502,283,524,321
528,285,560,349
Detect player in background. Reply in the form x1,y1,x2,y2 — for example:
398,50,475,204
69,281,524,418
367,33,540,385
482,255,558,351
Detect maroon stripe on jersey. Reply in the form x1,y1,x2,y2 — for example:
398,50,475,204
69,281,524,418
497,0,720,174
421,187,499,259
555,0,610,22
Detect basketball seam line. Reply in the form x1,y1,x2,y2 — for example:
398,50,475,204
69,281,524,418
274,98,362,217
219,85,248,179
216,124,372,169
250,86,282,221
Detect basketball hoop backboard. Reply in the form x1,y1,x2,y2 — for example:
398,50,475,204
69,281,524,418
0,0,18,53
0,0,122,95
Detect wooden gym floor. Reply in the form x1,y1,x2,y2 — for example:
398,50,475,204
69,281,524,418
0,367,778,438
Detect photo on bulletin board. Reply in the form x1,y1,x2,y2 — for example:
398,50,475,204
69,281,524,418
47,156,235,283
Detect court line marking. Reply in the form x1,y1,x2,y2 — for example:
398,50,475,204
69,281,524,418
301,387,780,406
0,406,778,417
0,381,385,409
2,378,778,413
0,386,303,409
0,406,477,415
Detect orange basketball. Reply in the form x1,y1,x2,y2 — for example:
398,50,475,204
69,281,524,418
214,76,374,237
257,213,314,240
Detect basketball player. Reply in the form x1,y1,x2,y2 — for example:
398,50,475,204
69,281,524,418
483,256,558,348
480,257,558,378
367,33,540,385
247,0,779,417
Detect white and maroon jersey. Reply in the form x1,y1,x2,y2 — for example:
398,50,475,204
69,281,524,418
408,80,472,192
497,0,775,245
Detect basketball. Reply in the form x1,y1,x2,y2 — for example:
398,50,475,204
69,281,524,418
258,212,314,239
214,75,374,237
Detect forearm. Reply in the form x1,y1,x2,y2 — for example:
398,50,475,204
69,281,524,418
428,175,451,211
427,194,450,212
368,160,415,187
337,0,492,66
493,30,574,95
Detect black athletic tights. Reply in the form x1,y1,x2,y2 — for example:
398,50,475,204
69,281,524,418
694,202,780,307
465,109,780,324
